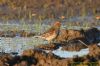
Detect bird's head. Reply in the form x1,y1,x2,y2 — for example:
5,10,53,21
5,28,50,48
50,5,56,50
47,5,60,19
53,21,61,28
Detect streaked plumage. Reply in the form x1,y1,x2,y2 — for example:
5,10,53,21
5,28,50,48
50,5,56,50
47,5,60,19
35,21,61,43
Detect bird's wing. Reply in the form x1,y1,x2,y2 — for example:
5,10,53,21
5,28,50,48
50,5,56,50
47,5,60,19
41,27,55,35
41,28,55,37
34,27,55,39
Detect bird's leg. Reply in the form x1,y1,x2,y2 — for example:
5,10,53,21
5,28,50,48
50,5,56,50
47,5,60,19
52,39,56,43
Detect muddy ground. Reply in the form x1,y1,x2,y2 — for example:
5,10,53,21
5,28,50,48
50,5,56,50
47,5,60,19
0,44,100,66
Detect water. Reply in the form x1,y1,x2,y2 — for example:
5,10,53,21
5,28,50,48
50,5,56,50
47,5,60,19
0,37,90,57
44,47,89,58
52,47,89,58
98,43,100,46
0,37,45,54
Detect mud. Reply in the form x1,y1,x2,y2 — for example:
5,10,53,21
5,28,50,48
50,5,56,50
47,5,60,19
0,44,100,66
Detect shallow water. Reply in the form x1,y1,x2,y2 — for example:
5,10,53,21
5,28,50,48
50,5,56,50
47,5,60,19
44,47,89,58
0,37,45,53
98,43,100,46
0,37,90,57
52,47,89,58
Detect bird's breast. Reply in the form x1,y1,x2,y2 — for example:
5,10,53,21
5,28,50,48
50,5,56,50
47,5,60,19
45,33,57,41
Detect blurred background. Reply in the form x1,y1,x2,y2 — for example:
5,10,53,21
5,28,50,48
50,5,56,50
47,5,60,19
0,0,99,24
0,0,99,32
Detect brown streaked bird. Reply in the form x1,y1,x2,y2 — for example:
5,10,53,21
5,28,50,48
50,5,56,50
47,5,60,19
35,21,61,44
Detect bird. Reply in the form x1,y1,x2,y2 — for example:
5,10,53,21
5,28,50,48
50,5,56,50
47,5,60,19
35,21,61,44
